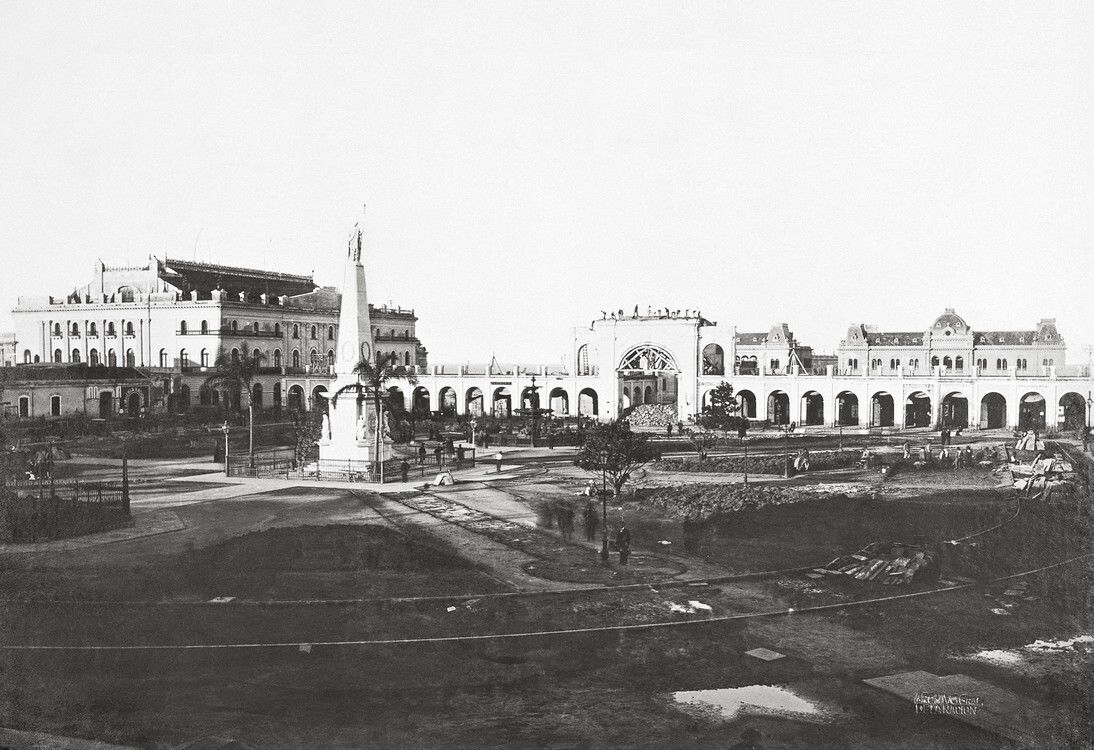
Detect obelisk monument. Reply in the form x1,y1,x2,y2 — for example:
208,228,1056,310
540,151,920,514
316,227,389,465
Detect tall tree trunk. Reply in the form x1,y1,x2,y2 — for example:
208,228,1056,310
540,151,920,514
248,398,255,467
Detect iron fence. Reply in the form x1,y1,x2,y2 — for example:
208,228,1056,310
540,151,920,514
226,448,476,483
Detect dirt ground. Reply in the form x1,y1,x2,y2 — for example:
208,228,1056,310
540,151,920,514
0,445,1091,748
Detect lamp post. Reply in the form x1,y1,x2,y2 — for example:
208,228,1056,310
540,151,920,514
221,420,231,476
742,436,749,487
781,424,791,478
599,448,610,562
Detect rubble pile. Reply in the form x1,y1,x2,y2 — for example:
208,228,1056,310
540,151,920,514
820,541,937,586
1008,453,1077,500
625,403,678,428
646,483,880,520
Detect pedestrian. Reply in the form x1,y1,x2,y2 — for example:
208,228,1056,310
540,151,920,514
617,525,631,565
666,423,673,437
902,441,912,460
547,432,555,450
560,504,574,541
434,445,443,466
583,500,598,541
494,452,503,473
418,443,426,465
399,459,409,483
456,445,465,465
483,432,490,449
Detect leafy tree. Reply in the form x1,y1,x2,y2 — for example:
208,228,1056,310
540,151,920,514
686,427,718,463
203,341,265,461
574,420,656,495
694,381,743,448
333,351,417,477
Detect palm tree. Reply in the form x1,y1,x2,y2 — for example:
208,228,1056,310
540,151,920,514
203,342,266,464
334,351,417,481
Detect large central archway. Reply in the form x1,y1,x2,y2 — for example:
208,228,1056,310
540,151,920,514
871,392,895,427
1060,392,1087,429
800,391,824,426
1019,392,1046,431
767,390,790,425
980,393,1006,429
836,391,859,426
617,344,679,420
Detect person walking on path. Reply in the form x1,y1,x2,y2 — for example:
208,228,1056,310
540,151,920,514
583,500,598,541
666,423,673,437
417,444,426,465
617,525,632,565
494,452,503,473
399,459,410,483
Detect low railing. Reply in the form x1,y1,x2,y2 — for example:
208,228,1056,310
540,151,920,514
226,448,477,482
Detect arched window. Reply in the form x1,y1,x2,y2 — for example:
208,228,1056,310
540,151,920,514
107,350,117,367
1000,358,1008,371
943,356,952,369
955,356,964,370
107,322,116,336
231,320,238,332
292,323,300,339
404,351,411,366
159,349,168,367
309,348,318,365
53,348,62,363
770,359,780,372
231,348,240,362
576,345,590,376
253,321,260,334
292,349,300,369
327,325,334,340
23,349,30,364
274,322,282,337
253,348,262,364
310,325,317,340
179,321,187,335
200,320,209,334
71,322,79,336
273,349,282,368
200,349,209,367
88,322,97,336
119,287,134,303
125,349,135,367
50,395,61,417
19,395,30,418
179,349,188,368
53,323,62,336
327,349,335,366
71,348,81,363
125,322,134,336
89,349,99,366
931,356,940,367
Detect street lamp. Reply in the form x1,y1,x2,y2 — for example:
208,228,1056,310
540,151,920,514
780,424,792,478
220,420,231,475
599,448,610,562
742,435,749,487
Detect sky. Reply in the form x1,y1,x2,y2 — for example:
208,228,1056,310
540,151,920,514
2,2,1092,366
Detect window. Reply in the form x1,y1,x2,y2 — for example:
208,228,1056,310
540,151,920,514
159,349,168,367
253,321,260,334
119,287,134,303
107,322,116,336
292,349,300,368
179,321,187,335
909,358,919,370
889,358,900,369
107,350,117,367
931,356,940,367
310,325,317,340
200,320,208,334
847,358,858,370
955,356,964,370
53,323,62,336
125,322,134,336
997,358,1008,371
273,382,282,406
976,358,987,370
231,348,240,362
770,359,780,371
274,323,281,337
273,349,282,368
53,348,62,363
23,349,30,364
200,349,209,367
89,349,99,366
327,325,334,340
88,322,97,336
71,349,81,363
71,323,79,336
292,324,300,339
327,349,335,366
943,356,952,369
404,352,411,366
50,395,61,417
180,349,189,368
253,348,262,364
231,320,238,332
125,349,135,367
19,395,29,418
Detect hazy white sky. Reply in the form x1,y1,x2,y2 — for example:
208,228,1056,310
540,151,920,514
2,2,1092,364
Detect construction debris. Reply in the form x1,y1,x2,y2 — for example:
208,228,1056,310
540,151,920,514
1007,452,1078,500
821,541,937,586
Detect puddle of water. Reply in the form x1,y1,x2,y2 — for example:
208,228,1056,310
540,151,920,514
672,685,826,722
